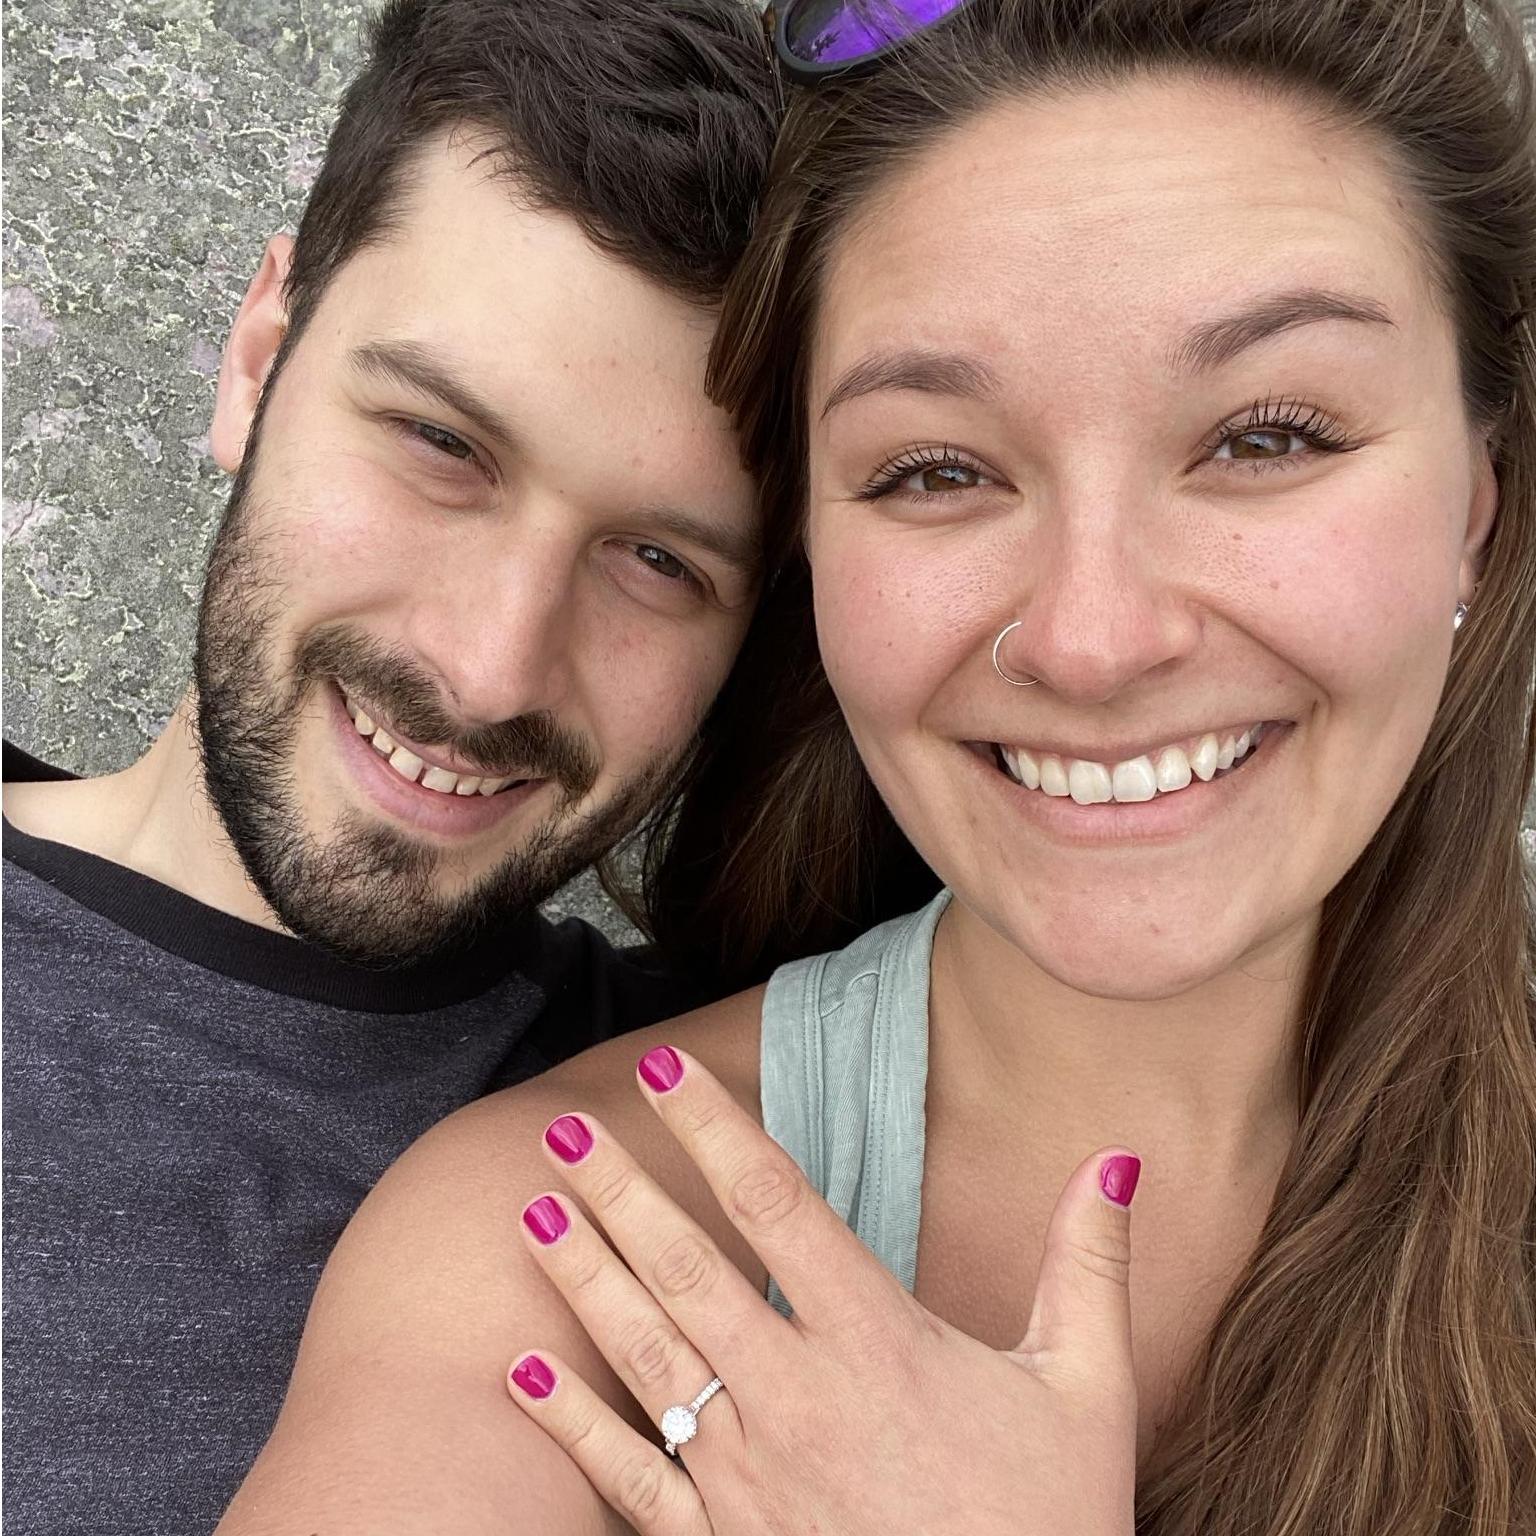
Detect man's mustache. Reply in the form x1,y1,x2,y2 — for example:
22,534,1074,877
296,625,600,798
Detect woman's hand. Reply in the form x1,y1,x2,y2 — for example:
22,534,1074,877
505,1045,1140,1536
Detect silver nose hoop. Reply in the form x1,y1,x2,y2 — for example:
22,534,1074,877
992,620,1039,688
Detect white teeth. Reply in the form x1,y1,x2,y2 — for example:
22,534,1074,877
343,694,511,799
1000,746,1043,791
999,721,1273,805
1110,756,1157,803
1190,734,1219,782
1068,759,1113,805
1154,745,1192,792
388,746,425,783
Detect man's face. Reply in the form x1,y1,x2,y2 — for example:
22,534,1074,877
197,131,759,965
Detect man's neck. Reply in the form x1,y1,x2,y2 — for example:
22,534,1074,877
4,697,286,933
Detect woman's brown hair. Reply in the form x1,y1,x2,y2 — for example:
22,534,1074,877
646,0,1536,1529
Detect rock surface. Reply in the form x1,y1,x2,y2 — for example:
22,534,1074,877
2,1,643,938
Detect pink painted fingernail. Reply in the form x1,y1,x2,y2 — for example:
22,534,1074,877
510,1354,557,1400
544,1114,594,1165
1100,1155,1142,1208
522,1195,570,1245
638,1045,684,1093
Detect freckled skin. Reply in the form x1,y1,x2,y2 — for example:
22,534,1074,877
806,74,1496,1000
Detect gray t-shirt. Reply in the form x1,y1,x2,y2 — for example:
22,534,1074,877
2,745,691,1535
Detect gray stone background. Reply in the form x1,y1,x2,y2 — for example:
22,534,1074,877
1,0,646,936
5,1,1536,924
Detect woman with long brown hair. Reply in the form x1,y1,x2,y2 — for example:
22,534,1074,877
221,2,1536,1531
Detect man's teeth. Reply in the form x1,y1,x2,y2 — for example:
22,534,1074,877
999,724,1267,805
343,694,517,798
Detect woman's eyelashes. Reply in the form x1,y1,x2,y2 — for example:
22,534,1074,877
855,397,1362,503
1200,395,1359,472
854,443,999,503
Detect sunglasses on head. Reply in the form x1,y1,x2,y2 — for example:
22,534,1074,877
766,0,975,86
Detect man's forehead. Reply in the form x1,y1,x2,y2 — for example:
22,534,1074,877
322,130,721,381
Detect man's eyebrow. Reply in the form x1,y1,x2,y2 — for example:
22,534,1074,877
1169,287,1396,374
632,503,761,577
350,339,755,575
349,340,517,447
820,348,1001,420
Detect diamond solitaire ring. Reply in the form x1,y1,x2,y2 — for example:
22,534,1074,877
660,1376,725,1456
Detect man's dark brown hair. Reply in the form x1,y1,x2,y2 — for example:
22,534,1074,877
281,0,779,342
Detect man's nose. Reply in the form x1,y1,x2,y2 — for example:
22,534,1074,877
404,521,582,728
995,500,1201,703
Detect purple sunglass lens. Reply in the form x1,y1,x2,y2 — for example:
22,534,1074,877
782,0,970,67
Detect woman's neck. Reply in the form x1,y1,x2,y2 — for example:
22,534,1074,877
928,897,1312,1162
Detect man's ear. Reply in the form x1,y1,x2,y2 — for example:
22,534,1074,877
209,234,295,475
1459,430,1500,601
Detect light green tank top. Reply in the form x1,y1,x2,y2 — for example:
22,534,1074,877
758,890,951,1316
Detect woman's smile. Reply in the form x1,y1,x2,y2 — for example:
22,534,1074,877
989,718,1279,802
957,719,1294,849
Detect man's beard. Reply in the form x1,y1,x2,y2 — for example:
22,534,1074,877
192,475,676,969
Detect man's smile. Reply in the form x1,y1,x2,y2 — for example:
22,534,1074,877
327,681,547,839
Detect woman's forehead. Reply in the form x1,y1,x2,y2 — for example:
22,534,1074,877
812,74,1439,391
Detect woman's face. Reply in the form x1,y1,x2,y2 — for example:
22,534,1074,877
806,74,1497,999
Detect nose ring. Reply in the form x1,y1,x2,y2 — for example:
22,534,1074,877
992,621,1039,688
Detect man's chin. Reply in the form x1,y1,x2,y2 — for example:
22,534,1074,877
236,807,568,968
264,869,547,969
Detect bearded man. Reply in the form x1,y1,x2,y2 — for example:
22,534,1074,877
0,2,776,1529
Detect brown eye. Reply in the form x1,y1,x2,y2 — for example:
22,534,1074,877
635,544,691,581
902,463,986,494
857,446,999,503
1223,429,1301,461
413,421,475,460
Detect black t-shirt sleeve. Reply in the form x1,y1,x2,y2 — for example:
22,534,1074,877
3,741,76,784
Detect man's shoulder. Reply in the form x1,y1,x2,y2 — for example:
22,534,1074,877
382,985,768,1219
298,985,770,1427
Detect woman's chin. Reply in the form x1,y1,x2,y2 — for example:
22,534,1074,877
981,903,1257,1003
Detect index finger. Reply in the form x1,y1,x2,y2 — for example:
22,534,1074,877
634,1045,911,1332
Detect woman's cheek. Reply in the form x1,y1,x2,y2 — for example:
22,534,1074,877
813,531,971,724
1237,477,1454,700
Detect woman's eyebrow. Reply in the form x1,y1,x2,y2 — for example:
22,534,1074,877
1167,287,1396,374
818,289,1394,420
819,348,1001,420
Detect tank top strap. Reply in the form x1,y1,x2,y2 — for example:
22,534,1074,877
758,889,950,1316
